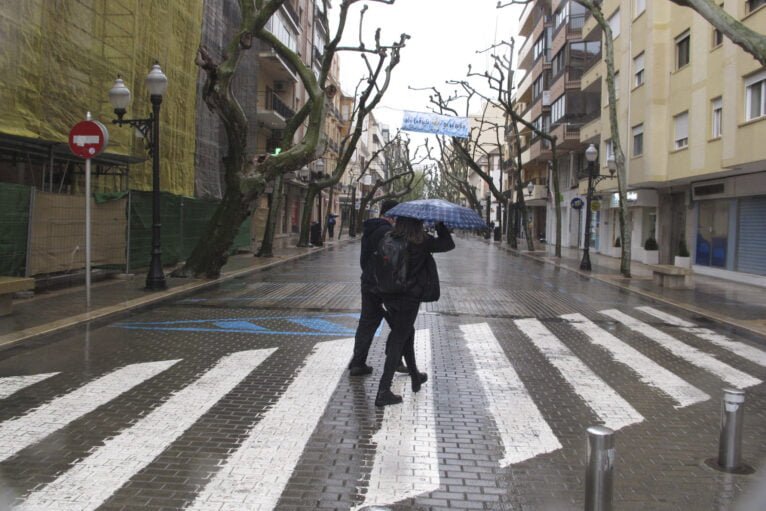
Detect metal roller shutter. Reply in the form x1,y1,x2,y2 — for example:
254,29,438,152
737,196,766,276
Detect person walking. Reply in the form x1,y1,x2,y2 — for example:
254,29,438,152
327,213,336,238
374,217,454,407
348,199,401,376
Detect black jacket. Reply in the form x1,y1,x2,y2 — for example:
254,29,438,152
360,217,392,289
406,222,455,295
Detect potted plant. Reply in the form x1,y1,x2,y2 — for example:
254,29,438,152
643,236,659,265
612,237,621,257
674,239,691,268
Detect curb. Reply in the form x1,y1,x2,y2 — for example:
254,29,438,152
508,244,766,341
0,242,347,350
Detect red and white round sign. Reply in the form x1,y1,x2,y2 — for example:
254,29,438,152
68,120,109,159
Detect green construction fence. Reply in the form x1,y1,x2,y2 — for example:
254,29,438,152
0,183,31,276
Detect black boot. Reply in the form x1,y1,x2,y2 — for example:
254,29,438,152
411,372,428,393
375,389,403,407
348,364,373,376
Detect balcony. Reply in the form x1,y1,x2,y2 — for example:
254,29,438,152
519,21,548,69
519,3,549,37
550,122,582,150
282,1,301,30
258,41,299,83
256,89,295,129
528,136,553,162
549,65,583,98
517,52,549,98
579,114,602,144
580,57,603,93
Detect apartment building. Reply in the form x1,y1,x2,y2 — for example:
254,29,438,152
515,0,597,244
577,0,766,282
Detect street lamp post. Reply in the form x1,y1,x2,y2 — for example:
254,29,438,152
579,143,615,271
109,63,168,290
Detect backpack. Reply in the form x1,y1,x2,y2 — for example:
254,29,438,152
373,232,412,294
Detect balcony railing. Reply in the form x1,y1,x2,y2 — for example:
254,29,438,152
264,89,295,119
283,1,300,27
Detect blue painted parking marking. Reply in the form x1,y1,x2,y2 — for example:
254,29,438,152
113,313,361,336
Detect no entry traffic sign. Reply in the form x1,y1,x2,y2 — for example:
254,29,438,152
68,120,109,159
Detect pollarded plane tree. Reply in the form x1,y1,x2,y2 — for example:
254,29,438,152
353,134,424,233
426,137,483,213
459,35,563,255
296,16,409,246
177,0,402,277
421,79,538,250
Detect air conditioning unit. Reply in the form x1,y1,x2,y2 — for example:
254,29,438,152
274,81,287,93
542,90,551,106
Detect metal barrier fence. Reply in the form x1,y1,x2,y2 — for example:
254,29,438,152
0,183,251,277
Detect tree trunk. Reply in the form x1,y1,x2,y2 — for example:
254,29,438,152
550,144,562,257
178,185,251,278
297,185,317,247
257,174,284,257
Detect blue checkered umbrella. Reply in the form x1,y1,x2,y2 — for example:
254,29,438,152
385,199,488,230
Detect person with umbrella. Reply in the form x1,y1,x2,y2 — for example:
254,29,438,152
373,213,456,407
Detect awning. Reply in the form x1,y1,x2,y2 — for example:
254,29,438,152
0,132,144,167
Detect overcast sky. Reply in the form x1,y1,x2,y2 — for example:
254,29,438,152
335,0,522,143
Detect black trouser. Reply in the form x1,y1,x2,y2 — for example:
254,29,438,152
349,286,387,369
328,224,335,237
377,297,420,394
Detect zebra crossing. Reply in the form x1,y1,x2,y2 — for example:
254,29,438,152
0,306,763,509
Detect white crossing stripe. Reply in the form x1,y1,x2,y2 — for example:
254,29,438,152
352,330,438,511
0,360,178,464
561,313,708,408
15,349,275,511
636,306,766,368
601,309,761,388
188,338,353,511
0,373,59,400
460,323,561,466
515,318,644,430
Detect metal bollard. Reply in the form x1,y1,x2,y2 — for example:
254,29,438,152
718,389,745,471
585,426,615,511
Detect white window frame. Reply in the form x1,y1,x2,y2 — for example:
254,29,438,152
676,30,690,69
604,139,614,165
633,52,645,87
552,94,566,123
745,70,766,121
608,9,621,38
634,0,646,17
711,97,722,138
674,111,689,149
632,124,644,156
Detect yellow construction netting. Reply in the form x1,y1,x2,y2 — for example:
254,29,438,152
0,0,204,196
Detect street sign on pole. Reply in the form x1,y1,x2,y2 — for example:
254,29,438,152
68,115,109,309
68,120,109,159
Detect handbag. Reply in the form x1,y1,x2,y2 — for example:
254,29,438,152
419,253,440,303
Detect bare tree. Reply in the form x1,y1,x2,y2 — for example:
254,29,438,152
176,0,398,277
353,136,423,232
296,22,409,247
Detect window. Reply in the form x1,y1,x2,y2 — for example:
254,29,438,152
745,70,766,121
634,0,646,16
674,111,689,149
608,9,621,38
533,75,545,100
632,124,644,156
747,0,766,13
552,49,565,76
676,30,690,69
711,97,722,138
605,139,614,164
552,94,566,123
712,28,723,47
633,52,645,87
555,2,569,27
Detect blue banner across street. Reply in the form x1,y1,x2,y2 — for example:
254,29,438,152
401,110,470,138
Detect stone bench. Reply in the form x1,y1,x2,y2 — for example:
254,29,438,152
0,277,35,316
648,264,693,289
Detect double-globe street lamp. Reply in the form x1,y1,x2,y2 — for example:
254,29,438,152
108,64,168,290
579,143,616,271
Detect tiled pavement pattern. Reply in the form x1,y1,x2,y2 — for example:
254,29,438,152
0,240,764,510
